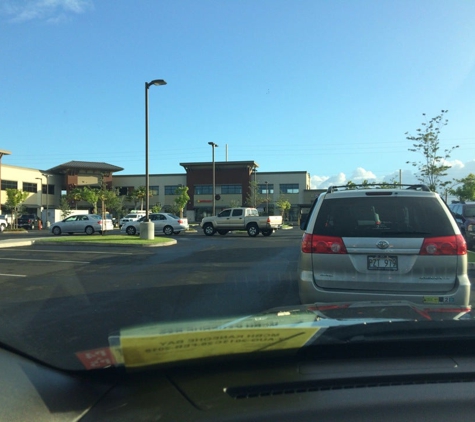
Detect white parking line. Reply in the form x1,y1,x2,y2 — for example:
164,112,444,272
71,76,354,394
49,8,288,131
0,258,90,264
0,273,26,277
10,249,134,255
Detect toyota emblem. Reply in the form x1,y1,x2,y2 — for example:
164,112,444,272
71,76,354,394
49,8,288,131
376,240,390,249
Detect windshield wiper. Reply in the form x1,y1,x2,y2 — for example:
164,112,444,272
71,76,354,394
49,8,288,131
313,320,475,345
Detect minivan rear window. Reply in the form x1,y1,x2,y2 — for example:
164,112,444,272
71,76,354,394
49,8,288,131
313,197,454,238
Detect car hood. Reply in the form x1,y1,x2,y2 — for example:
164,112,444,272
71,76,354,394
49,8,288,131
74,301,472,370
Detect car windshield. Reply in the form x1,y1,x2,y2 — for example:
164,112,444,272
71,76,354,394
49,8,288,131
1,0,475,399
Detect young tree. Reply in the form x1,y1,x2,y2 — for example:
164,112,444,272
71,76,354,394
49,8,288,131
6,188,29,229
67,187,84,209
406,110,458,193
106,190,126,223
169,204,182,216
174,186,190,218
151,203,162,213
449,174,475,202
276,196,291,221
245,181,264,208
81,186,100,214
132,186,151,211
59,195,73,219
229,199,241,208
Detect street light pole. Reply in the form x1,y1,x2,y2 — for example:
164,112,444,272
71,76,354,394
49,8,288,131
254,167,257,208
265,181,268,214
41,173,49,227
35,177,42,222
142,79,167,240
208,142,218,215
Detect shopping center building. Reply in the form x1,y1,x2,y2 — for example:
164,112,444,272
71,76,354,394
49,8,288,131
0,154,323,223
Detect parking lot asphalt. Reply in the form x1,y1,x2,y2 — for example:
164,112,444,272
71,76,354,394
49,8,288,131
1,229,475,270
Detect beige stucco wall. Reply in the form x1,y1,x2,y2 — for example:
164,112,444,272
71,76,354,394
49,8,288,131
112,173,187,209
0,164,60,213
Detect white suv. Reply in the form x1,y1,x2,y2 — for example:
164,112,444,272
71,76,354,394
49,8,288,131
298,184,470,307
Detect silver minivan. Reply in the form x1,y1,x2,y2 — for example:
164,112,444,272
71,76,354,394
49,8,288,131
298,184,470,307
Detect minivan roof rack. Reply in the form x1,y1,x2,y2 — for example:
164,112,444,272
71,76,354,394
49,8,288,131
326,184,431,193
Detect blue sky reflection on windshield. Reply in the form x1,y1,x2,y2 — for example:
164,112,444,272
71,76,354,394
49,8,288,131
1,0,475,188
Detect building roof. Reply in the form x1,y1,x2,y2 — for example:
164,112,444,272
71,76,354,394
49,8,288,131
45,161,124,174
180,161,259,171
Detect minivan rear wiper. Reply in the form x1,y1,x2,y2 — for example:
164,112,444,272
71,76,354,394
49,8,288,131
376,231,430,236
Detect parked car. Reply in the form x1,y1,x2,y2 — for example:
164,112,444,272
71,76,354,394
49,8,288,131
448,202,475,249
50,214,114,235
121,213,189,235
17,214,37,230
0,215,7,231
119,212,146,228
298,184,470,306
200,207,283,237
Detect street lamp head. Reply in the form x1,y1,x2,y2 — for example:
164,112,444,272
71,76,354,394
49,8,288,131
147,79,167,88
208,142,218,147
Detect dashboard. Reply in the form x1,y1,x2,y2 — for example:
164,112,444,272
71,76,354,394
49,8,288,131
3,339,475,421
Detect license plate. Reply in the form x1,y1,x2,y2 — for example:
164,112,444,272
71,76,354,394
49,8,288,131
367,255,398,271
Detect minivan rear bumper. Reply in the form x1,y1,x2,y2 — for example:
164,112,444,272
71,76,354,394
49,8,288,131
298,269,471,307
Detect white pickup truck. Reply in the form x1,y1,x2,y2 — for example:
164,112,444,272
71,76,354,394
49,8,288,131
119,211,146,228
200,207,283,237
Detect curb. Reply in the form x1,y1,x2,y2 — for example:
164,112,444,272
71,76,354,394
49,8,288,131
0,238,177,248
0,240,34,248
33,239,178,248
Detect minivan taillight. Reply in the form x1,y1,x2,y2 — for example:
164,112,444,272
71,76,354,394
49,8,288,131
419,234,467,256
301,233,347,254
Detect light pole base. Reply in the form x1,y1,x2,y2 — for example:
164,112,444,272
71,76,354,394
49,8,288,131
140,222,155,240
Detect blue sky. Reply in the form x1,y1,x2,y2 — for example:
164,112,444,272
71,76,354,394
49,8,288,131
1,0,475,189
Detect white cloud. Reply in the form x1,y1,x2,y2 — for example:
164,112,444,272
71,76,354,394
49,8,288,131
350,167,377,182
308,164,475,190
311,172,346,189
310,168,378,189
2,0,93,23
381,169,418,185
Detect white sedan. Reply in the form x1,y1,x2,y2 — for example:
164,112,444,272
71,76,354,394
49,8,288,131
50,214,114,235
121,213,189,236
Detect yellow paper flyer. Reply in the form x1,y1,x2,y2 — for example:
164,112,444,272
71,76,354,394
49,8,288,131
119,326,320,367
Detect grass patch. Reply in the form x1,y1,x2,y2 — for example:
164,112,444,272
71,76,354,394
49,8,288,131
468,250,475,262
38,235,173,245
